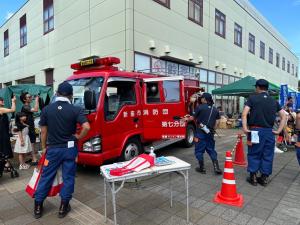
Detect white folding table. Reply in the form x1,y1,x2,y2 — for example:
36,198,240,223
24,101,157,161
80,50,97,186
100,156,191,225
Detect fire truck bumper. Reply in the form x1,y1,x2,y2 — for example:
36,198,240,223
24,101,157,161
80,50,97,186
77,152,104,166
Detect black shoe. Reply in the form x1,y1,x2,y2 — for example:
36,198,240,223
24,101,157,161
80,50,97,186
34,201,43,219
247,172,257,186
212,160,222,175
195,161,206,174
58,201,71,218
257,174,269,186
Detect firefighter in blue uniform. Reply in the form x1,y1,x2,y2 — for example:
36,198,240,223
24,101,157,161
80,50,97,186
242,79,286,186
188,93,222,175
34,82,90,219
295,110,300,166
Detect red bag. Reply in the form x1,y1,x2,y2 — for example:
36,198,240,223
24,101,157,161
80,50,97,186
110,154,154,176
26,153,63,198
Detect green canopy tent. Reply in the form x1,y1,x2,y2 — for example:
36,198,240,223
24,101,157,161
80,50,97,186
0,84,53,114
212,76,280,97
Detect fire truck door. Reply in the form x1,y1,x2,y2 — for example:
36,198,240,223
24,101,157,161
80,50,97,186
102,77,141,153
142,76,186,140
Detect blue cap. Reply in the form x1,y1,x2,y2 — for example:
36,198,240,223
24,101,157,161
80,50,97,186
57,82,73,96
201,92,214,104
255,79,269,89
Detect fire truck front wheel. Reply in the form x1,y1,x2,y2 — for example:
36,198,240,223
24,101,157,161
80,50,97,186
182,124,195,148
121,137,143,161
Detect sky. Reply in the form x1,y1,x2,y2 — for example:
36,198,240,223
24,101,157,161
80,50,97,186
249,0,300,59
0,0,299,59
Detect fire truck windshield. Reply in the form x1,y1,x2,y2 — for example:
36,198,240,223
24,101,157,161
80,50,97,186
68,77,103,109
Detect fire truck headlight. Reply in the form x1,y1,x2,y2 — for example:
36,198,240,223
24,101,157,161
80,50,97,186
83,136,102,152
91,137,101,145
83,141,93,152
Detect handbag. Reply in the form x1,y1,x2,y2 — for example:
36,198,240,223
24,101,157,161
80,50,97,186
25,152,63,198
109,154,154,176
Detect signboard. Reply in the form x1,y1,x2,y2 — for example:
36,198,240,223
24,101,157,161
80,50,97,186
279,84,288,107
289,92,297,111
297,93,300,110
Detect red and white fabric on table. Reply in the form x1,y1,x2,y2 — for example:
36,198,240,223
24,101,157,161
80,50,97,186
109,154,155,176
26,152,63,198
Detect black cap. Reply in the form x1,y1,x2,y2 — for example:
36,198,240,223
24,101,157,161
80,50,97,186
57,82,73,96
201,92,214,104
0,97,3,101
255,79,269,89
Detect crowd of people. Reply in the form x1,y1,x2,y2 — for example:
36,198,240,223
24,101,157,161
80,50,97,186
187,79,299,187
0,93,39,171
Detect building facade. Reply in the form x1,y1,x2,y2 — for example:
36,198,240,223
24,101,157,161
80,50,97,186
0,0,299,112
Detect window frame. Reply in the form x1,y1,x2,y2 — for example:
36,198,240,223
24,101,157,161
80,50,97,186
248,33,255,54
268,48,273,64
43,0,54,34
282,57,286,71
234,23,242,47
276,53,280,68
260,41,265,59
4,30,9,57
20,14,27,48
215,9,226,38
153,0,170,8
188,0,203,26
105,79,137,121
287,61,290,73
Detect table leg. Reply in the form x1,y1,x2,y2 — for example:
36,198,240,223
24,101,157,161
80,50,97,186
112,182,117,225
170,173,173,208
186,170,189,223
104,179,107,222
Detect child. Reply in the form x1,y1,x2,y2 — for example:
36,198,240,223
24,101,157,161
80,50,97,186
14,112,32,170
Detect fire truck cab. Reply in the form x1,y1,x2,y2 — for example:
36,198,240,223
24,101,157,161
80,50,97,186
66,56,200,166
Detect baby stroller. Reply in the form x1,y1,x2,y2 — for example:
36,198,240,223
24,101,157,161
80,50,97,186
276,131,289,152
0,153,19,178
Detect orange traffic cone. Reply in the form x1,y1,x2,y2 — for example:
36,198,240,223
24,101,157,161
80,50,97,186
213,151,244,207
233,134,247,167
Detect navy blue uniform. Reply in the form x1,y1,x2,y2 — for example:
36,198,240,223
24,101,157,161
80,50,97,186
296,135,300,166
245,92,281,175
193,104,220,161
35,100,87,203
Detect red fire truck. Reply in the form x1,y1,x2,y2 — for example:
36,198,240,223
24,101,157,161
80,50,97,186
66,56,201,166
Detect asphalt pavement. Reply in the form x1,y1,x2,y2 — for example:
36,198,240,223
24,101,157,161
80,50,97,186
0,129,299,225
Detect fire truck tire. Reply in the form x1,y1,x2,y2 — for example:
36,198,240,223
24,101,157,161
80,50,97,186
182,124,195,148
121,138,143,161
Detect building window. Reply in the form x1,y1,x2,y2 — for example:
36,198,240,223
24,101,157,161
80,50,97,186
43,0,54,34
248,33,255,54
215,9,226,38
296,66,298,77
199,69,207,82
153,0,170,8
282,57,285,71
20,14,27,47
287,61,290,73
260,41,265,59
3,30,9,57
135,53,151,73
276,53,280,68
269,48,273,64
292,64,294,76
45,69,54,88
234,23,242,47
188,0,203,26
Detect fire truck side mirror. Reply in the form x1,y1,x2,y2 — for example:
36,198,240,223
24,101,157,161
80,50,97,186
84,90,96,110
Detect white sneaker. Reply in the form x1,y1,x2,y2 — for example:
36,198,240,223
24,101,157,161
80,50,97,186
274,147,284,154
19,163,30,170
